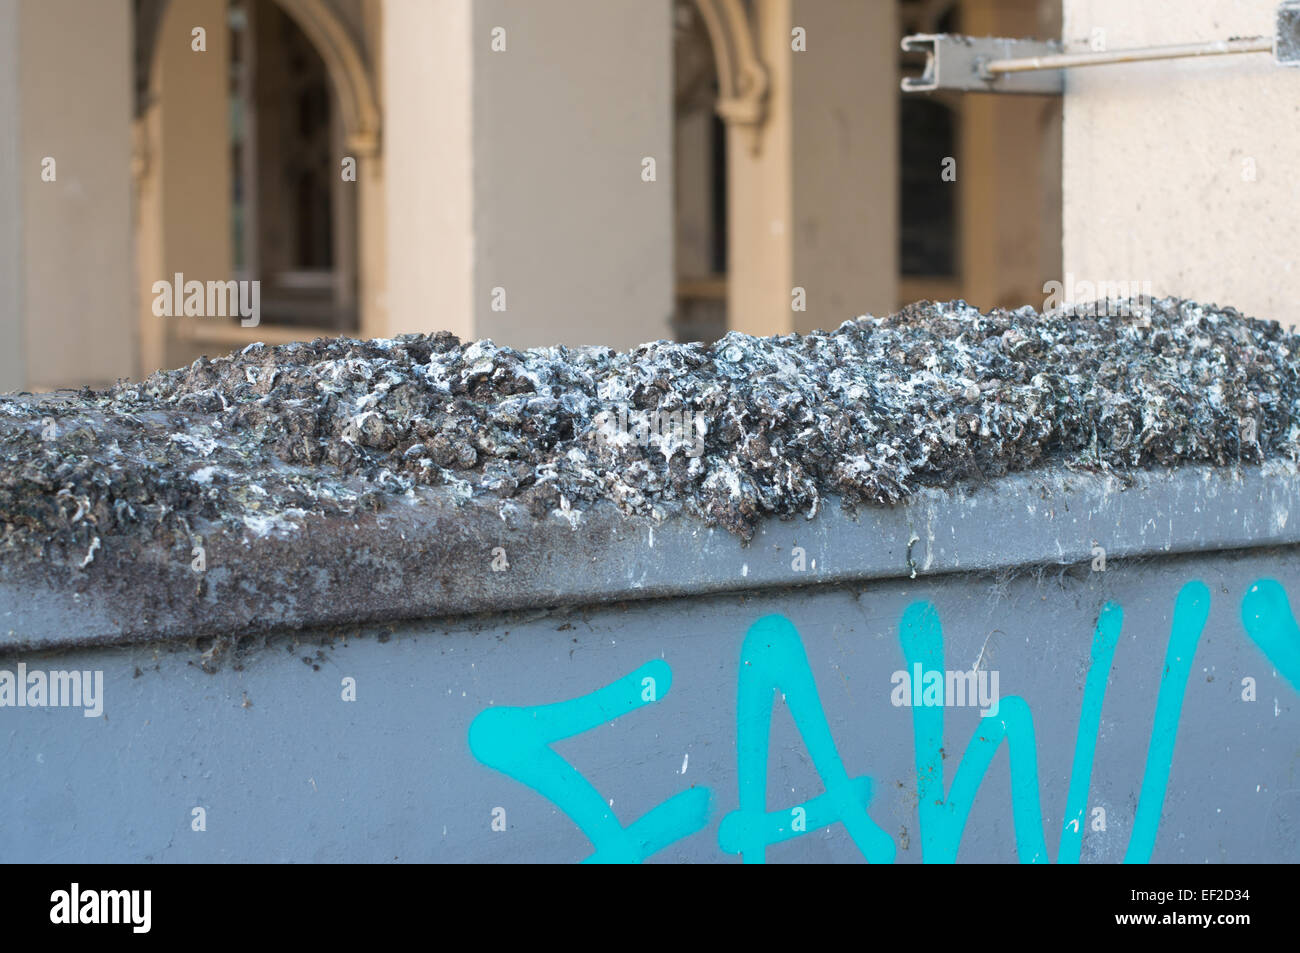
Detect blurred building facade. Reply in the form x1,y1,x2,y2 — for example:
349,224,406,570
19,0,1292,392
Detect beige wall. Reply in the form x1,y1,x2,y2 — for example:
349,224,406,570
790,0,898,331
138,0,233,372
730,0,898,337
7,0,134,390
726,0,793,337
385,0,674,350
470,0,670,348
356,0,386,339
0,1,22,390
384,0,475,340
472,0,673,349
1063,0,1300,327
958,0,1061,313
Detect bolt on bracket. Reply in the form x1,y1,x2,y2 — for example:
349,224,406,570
903,0,1300,95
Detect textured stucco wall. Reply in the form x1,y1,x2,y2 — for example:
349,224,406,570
1062,0,1300,327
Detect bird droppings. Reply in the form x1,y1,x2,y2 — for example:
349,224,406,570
2,297,1299,569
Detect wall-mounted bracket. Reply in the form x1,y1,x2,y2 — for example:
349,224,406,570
1279,0,1300,64
901,35,1065,95
903,1,1300,95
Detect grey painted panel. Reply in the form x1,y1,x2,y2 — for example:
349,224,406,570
2,544,1297,862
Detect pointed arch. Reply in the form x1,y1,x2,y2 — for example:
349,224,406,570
692,0,768,152
273,0,380,155
136,0,380,154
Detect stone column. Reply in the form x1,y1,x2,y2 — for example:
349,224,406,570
384,0,674,350
3,0,134,390
728,0,898,337
137,0,232,372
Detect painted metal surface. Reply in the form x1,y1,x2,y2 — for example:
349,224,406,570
2,464,1299,862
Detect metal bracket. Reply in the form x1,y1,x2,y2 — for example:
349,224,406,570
902,34,1065,95
903,0,1300,95
1279,0,1300,64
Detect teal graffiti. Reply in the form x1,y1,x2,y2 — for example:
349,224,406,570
469,576,1298,863
901,599,1050,862
1124,582,1210,863
467,659,712,863
902,581,1210,863
1240,579,1300,692
1058,601,1123,863
716,614,896,863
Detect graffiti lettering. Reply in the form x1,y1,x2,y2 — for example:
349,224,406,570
469,579,1299,863
716,614,895,863
467,660,712,862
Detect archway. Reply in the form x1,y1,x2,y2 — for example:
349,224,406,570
672,0,772,344
136,0,377,153
270,0,379,155
133,0,383,375
691,0,768,153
